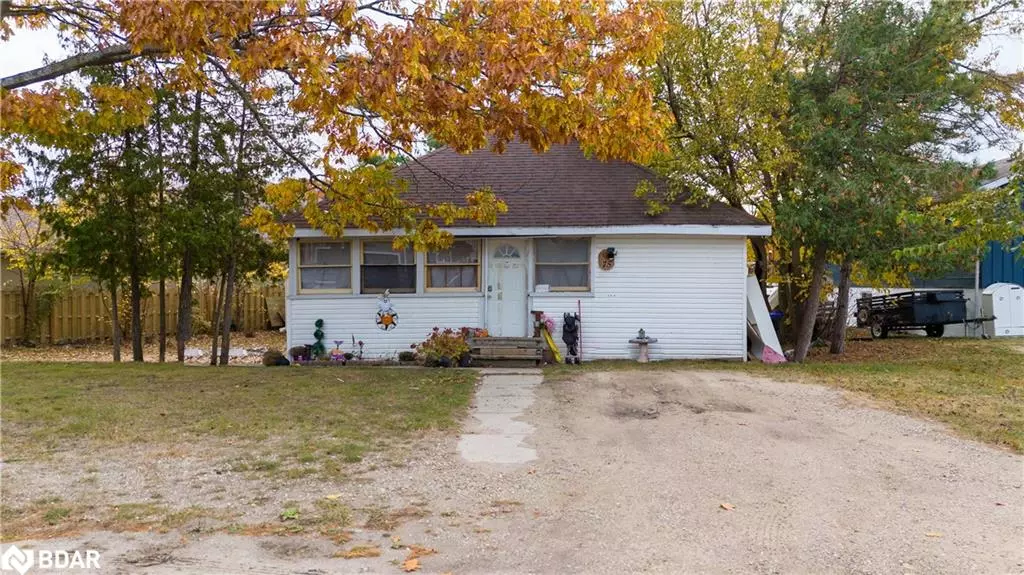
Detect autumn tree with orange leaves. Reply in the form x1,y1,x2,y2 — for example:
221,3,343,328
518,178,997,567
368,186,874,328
2,0,667,246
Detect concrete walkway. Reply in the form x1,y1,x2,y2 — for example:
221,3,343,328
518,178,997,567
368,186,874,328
457,368,543,465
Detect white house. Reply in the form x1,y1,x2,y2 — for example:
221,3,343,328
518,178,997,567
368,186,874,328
284,140,770,361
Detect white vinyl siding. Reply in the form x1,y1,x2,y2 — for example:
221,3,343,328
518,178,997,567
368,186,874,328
287,294,483,359
530,236,747,360
287,234,748,360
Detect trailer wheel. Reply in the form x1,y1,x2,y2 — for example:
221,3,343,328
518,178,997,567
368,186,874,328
925,324,944,338
870,319,888,339
856,307,871,326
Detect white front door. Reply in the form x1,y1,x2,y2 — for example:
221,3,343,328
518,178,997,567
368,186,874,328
486,240,528,336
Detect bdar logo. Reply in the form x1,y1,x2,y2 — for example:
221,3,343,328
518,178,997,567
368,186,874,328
1,545,33,575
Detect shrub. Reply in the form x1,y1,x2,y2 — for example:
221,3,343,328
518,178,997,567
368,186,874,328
398,351,416,362
414,327,470,361
262,349,289,366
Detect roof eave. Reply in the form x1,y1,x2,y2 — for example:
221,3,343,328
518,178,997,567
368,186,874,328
979,176,1010,191
293,223,772,238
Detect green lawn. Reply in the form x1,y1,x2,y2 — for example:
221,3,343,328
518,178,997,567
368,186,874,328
546,337,1024,452
1,363,477,469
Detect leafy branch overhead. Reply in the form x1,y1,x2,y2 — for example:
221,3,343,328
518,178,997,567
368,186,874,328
1,0,668,248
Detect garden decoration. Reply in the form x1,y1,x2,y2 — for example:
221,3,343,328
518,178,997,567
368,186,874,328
538,313,563,364
311,319,327,359
331,340,346,362
628,328,658,363
562,312,581,364
598,247,617,271
376,290,398,330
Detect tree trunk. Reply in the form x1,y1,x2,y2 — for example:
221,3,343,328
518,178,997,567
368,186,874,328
219,104,246,366
775,241,801,346
176,251,193,362
220,260,237,365
749,236,771,309
829,260,852,354
110,282,122,362
156,95,167,363
176,90,202,363
122,128,144,362
158,278,166,362
210,277,226,365
130,258,143,362
20,277,36,345
792,242,828,363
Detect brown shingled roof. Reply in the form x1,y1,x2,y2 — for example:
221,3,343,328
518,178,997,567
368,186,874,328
289,140,765,229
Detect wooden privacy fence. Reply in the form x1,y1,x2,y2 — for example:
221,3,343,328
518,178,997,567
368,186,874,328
1,284,284,345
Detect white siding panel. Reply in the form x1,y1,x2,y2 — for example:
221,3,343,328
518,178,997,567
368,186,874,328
287,295,483,359
531,236,747,360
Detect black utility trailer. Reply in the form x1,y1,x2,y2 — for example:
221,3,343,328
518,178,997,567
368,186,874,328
855,290,967,339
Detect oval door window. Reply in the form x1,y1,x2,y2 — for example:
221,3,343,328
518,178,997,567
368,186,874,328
493,244,521,258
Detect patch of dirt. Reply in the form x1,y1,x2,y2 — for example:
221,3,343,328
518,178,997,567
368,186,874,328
259,539,321,559
610,403,659,419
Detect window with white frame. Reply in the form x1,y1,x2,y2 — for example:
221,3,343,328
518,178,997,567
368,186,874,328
535,238,590,291
298,241,352,292
361,241,416,293
427,240,480,290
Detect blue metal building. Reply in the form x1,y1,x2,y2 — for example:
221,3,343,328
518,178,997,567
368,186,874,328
981,239,1023,287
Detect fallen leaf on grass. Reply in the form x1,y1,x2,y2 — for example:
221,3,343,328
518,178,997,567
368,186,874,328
325,494,341,500
720,503,735,511
406,545,437,560
390,536,403,549
925,532,943,538
402,558,420,572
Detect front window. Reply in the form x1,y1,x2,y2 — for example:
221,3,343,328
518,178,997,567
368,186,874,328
535,238,590,291
427,240,480,290
361,241,416,293
298,241,352,292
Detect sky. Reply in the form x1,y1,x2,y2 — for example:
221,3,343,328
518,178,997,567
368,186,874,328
2,23,1022,165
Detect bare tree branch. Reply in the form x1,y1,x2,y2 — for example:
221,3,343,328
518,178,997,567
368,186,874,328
206,59,327,190
2,43,163,90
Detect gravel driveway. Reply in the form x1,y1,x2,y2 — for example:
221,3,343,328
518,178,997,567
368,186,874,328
10,369,1023,574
